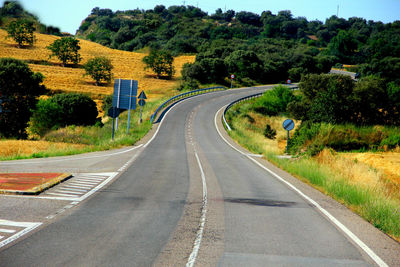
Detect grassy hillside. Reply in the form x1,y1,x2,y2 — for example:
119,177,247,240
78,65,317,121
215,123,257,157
0,29,194,98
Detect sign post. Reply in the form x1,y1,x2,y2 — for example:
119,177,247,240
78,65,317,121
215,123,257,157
108,107,121,140
138,91,147,123
230,74,235,89
282,119,295,154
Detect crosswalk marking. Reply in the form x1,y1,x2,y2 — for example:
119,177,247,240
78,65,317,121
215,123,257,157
37,173,118,200
59,187,87,192
0,219,42,249
0,228,16,233
54,190,81,195
73,180,98,185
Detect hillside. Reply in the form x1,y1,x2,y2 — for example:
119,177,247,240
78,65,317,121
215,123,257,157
0,29,195,98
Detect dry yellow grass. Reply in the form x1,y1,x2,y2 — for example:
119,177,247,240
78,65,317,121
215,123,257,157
0,140,87,158
0,29,195,98
341,152,400,186
0,29,194,158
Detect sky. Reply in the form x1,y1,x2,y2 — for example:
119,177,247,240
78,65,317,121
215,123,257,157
2,0,400,34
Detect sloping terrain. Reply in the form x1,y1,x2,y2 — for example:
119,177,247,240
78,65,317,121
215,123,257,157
0,29,194,98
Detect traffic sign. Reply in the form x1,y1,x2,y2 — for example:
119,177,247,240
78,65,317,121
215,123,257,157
138,91,147,100
283,119,295,131
283,119,295,154
231,74,235,79
138,99,146,106
107,107,121,118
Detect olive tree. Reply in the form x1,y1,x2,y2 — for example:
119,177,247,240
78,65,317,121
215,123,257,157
6,19,35,48
83,57,113,85
47,37,82,66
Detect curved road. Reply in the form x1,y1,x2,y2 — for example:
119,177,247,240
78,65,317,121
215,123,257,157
0,87,399,266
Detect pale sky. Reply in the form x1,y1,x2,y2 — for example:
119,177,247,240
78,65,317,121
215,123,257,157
2,0,400,34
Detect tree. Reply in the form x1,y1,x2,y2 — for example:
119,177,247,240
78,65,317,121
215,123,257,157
142,50,175,79
84,57,113,85
6,19,35,48
0,58,46,138
47,37,82,66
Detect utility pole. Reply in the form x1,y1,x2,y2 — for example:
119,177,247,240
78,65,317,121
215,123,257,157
337,5,339,17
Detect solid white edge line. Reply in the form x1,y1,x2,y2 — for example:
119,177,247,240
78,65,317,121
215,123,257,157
1,145,144,165
186,152,208,267
0,221,42,249
214,106,388,267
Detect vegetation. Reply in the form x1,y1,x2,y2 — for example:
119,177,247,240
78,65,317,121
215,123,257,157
0,58,46,138
0,1,62,36
28,93,99,137
47,37,82,66
142,49,175,79
83,56,113,85
288,74,399,126
6,19,35,48
225,98,400,241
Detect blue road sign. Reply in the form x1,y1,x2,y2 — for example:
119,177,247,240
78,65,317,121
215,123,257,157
138,99,146,107
138,91,147,100
283,119,295,131
107,107,121,118
112,79,138,110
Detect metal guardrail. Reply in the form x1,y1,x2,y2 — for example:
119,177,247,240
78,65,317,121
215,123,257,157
223,92,264,131
150,86,226,123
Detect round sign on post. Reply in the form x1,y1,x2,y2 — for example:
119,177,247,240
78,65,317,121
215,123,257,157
138,99,146,107
231,74,235,79
283,119,295,154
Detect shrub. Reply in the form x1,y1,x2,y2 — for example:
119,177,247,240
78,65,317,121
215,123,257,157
28,99,63,137
253,85,296,116
264,124,276,139
50,93,98,127
381,133,400,149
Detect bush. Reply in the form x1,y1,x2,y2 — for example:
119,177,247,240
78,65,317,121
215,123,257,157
381,133,400,149
253,85,296,116
50,93,98,127
28,99,63,137
264,124,276,139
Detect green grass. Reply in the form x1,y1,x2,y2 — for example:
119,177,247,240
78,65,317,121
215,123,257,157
0,97,165,161
226,101,400,241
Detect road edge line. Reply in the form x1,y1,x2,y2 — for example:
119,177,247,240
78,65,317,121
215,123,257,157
186,151,208,267
214,106,388,267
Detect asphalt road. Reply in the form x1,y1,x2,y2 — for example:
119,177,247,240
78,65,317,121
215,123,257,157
0,86,399,266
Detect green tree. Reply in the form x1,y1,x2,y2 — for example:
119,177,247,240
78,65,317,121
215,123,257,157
0,58,46,138
143,50,175,79
84,57,113,85
6,19,35,48
47,37,82,66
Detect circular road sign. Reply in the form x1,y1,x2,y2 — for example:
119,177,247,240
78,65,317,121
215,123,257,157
231,74,235,79
283,119,295,131
138,99,146,107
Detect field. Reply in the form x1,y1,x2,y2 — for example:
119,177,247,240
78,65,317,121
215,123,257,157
0,29,194,158
0,29,194,98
